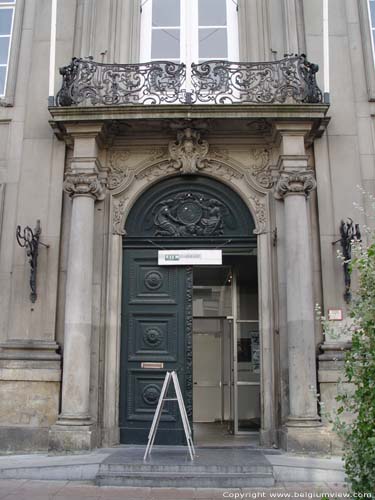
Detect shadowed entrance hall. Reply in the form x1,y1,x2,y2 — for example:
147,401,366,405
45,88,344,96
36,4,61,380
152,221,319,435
193,422,259,447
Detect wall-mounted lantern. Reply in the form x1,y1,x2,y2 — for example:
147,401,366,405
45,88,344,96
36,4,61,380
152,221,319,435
16,220,49,303
332,219,361,303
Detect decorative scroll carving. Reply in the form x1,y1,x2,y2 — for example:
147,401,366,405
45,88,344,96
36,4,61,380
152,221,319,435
63,173,106,200
112,196,128,235
185,266,193,421
136,158,242,183
209,147,229,161
144,147,168,161
108,151,130,190
168,128,209,174
136,161,175,182
136,137,241,182
153,192,226,236
274,170,316,198
248,148,273,189
250,195,267,234
203,162,243,181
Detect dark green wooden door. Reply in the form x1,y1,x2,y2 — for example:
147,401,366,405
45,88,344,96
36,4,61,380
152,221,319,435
119,248,192,445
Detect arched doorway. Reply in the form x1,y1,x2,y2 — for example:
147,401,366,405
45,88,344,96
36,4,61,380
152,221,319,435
119,175,258,445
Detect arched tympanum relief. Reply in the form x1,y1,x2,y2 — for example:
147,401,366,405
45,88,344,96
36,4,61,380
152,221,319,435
125,176,256,241
108,128,272,236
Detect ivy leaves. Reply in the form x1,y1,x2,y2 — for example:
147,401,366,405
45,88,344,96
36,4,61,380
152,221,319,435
335,241,375,496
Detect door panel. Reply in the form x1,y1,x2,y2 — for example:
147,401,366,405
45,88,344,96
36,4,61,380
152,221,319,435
120,249,192,445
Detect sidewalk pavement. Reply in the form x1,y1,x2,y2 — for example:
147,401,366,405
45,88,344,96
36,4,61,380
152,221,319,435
0,479,349,500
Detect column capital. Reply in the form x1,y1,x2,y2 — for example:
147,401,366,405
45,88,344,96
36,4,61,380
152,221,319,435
63,171,106,200
274,169,316,199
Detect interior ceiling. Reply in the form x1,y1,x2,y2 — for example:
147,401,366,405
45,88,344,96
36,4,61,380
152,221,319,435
193,255,258,287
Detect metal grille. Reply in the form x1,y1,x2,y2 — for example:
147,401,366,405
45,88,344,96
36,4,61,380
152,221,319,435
55,55,322,107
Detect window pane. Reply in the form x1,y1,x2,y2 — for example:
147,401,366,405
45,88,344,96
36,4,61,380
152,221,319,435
199,28,227,58
371,1,375,27
0,66,6,95
199,0,226,26
0,36,9,64
0,8,13,35
152,0,180,27
151,29,180,59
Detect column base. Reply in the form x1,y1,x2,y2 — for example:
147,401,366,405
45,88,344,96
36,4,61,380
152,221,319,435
101,426,120,447
259,428,278,449
280,425,333,453
48,419,97,453
285,416,322,428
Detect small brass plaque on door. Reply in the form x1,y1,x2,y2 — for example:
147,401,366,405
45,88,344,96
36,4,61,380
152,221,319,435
141,362,164,369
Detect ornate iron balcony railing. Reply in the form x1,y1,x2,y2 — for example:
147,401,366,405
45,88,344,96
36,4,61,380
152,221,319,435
55,55,322,107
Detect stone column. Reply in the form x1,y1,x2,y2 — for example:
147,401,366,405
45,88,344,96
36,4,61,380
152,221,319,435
274,124,325,452
49,125,105,452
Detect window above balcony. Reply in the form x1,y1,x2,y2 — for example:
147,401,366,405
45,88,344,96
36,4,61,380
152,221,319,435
0,0,16,97
140,0,239,65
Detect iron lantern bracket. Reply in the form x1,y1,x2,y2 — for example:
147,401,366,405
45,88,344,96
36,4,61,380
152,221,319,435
16,220,49,303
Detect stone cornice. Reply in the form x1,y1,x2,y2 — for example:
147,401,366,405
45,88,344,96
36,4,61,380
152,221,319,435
49,103,330,120
49,104,330,143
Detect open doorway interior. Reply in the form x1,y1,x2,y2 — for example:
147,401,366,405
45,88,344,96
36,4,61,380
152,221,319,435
192,255,260,447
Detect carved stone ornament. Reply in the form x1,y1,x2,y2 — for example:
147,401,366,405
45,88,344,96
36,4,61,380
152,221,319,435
274,171,316,199
168,128,209,174
144,147,168,161
248,148,273,189
153,192,226,236
204,161,243,181
250,195,267,234
137,159,242,183
108,151,130,190
63,173,106,200
112,196,128,235
136,161,176,182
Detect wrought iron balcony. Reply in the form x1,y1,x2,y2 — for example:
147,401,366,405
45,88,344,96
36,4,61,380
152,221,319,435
55,54,322,107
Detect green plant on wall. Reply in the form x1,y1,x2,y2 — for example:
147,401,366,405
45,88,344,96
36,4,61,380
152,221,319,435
331,238,375,496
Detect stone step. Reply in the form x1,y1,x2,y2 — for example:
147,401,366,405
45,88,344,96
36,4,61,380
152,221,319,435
95,447,275,487
96,471,275,488
100,462,273,474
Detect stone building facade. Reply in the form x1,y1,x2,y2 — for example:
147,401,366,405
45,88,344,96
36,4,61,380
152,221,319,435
0,0,373,454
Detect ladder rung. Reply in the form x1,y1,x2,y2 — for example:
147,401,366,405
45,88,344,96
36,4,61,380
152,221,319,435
163,398,178,401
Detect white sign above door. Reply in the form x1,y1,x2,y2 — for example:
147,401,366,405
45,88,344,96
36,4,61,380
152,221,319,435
158,250,222,266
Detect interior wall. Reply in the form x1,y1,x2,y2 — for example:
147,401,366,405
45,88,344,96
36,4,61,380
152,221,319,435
192,257,260,425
